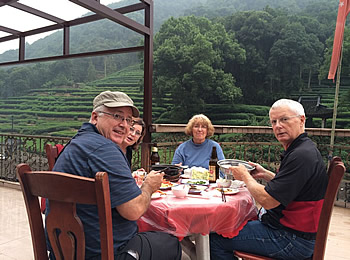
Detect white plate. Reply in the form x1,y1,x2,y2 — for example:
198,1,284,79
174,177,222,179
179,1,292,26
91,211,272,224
215,188,239,195
151,193,165,199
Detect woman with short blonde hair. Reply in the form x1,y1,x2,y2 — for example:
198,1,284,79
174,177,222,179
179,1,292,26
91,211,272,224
172,114,225,175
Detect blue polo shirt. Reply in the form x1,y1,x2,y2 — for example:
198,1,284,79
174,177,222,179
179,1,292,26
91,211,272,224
51,122,141,258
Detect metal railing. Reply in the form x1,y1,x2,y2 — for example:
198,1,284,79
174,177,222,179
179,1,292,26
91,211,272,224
1,125,349,182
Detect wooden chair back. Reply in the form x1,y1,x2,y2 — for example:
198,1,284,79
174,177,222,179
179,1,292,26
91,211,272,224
234,156,346,260
45,143,64,171
16,163,114,260
41,144,65,214
312,156,345,259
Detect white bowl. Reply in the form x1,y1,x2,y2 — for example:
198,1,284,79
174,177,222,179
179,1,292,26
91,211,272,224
171,185,189,198
216,178,231,188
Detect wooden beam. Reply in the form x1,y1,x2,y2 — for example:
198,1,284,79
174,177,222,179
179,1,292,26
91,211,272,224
69,0,150,35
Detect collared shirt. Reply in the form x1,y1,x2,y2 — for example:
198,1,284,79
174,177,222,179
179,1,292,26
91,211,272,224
262,133,328,238
50,122,141,257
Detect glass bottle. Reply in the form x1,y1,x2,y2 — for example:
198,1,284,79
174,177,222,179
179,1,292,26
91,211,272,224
208,146,219,183
150,147,160,165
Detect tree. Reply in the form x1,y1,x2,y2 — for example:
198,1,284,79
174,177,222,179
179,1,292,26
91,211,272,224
319,28,350,83
153,16,245,120
223,9,281,104
267,22,323,94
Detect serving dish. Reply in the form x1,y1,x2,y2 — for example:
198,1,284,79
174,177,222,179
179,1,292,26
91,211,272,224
181,179,209,185
150,164,182,175
188,185,207,194
217,159,255,175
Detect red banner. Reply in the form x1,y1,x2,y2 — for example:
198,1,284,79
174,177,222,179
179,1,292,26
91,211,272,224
328,0,350,80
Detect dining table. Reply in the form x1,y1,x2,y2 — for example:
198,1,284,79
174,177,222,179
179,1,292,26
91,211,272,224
137,183,258,260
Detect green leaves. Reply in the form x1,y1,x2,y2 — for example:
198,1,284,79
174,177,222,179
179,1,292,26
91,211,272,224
153,16,244,120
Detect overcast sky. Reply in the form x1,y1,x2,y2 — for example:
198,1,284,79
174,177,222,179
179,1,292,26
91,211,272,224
0,0,121,54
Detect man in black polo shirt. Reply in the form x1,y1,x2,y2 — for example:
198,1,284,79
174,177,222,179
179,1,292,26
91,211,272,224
210,99,328,260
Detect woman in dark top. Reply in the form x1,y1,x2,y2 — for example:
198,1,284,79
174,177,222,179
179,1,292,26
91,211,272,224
120,118,146,167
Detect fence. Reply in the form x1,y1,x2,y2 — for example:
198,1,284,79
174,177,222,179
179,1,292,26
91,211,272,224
1,126,349,182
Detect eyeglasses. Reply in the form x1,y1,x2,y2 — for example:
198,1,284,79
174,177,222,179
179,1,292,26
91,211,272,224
130,127,142,136
270,115,300,126
97,111,133,126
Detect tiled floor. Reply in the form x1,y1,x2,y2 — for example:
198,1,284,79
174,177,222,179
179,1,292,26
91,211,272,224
1,185,350,260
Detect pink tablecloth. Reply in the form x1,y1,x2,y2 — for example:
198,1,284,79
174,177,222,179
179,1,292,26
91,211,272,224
137,187,258,240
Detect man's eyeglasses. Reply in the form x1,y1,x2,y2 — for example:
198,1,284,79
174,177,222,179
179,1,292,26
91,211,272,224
130,127,142,136
270,115,300,126
97,111,133,126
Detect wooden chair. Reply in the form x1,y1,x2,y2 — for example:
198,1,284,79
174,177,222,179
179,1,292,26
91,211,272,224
41,143,65,214
234,156,346,260
45,143,64,171
16,163,114,260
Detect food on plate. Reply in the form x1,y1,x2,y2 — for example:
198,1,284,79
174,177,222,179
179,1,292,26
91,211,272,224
154,190,167,195
215,188,239,195
160,180,174,189
187,180,208,185
151,190,167,199
191,166,209,180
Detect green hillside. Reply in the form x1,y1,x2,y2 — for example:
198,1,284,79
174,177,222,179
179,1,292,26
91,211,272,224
0,64,349,137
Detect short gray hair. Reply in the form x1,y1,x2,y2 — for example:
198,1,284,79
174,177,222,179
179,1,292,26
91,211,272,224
89,105,107,123
269,99,305,116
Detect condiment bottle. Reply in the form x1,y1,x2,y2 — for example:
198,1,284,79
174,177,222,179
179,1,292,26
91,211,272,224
208,146,219,183
150,147,160,165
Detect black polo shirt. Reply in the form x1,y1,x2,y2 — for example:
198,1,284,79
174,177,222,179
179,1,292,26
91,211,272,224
262,133,328,238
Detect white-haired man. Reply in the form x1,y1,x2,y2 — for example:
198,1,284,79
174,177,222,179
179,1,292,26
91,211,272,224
210,99,328,259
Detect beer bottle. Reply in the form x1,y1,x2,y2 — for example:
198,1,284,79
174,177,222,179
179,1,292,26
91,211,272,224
208,146,219,183
150,147,160,165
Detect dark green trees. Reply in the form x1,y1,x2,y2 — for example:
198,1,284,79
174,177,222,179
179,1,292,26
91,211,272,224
153,16,245,120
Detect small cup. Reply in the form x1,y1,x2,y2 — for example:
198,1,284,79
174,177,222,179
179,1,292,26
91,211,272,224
171,185,189,198
216,178,231,188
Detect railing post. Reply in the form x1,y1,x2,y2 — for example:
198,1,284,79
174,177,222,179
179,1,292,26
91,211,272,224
141,142,151,172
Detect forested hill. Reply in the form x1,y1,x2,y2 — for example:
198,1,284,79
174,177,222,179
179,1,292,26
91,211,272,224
0,0,338,63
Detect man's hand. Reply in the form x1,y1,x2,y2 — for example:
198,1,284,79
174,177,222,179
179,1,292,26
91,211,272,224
248,162,275,181
229,163,249,181
142,170,164,194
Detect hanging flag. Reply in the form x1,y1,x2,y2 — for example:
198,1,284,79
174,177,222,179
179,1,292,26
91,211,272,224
328,0,350,80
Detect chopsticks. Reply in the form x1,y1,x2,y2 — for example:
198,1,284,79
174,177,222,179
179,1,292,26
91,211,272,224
221,188,226,203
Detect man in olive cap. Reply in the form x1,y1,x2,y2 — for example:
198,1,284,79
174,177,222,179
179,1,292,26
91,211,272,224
47,91,182,259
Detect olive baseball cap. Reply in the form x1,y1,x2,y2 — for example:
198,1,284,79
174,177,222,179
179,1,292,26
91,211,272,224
93,91,140,117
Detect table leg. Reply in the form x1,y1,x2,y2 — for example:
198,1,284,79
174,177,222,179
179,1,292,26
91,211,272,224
181,237,197,260
194,234,210,260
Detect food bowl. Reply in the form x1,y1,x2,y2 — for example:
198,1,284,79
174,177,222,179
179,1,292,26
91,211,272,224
150,164,182,176
171,185,189,198
150,164,182,182
217,159,255,176
216,178,231,188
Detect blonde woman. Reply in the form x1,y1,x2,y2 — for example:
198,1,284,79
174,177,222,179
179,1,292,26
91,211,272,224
172,114,224,173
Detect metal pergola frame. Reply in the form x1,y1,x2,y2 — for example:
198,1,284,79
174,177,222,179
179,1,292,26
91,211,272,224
0,0,153,168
